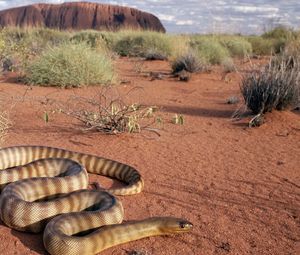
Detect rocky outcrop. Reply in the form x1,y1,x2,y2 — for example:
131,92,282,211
0,2,165,32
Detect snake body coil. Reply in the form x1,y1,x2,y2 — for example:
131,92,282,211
0,146,192,255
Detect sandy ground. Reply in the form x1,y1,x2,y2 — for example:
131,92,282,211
0,58,299,255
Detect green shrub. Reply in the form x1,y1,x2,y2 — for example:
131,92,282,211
262,26,295,40
221,57,235,72
261,26,297,54
191,37,230,64
71,30,113,48
26,42,116,88
113,35,144,56
241,56,300,114
112,30,173,58
220,36,252,57
246,36,275,55
0,28,71,72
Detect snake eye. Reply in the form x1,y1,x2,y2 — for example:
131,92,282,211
179,222,187,228
178,220,193,231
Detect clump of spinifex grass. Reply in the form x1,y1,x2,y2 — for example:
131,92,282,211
190,36,231,64
240,55,300,126
246,26,299,56
219,36,252,58
25,42,116,88
0,27,71,73
111,30,174,59
171,51,207,74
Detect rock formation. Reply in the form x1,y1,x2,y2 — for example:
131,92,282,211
0,2,165,32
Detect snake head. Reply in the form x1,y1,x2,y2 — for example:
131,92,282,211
157,217,193,234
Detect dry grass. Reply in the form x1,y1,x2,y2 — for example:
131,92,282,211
171,51,207,74
237,54,300,127
241,55,300,115
58,87,157,134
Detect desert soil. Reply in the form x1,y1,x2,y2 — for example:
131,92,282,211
0,58,299,255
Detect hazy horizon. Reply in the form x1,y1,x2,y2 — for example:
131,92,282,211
0,0,299,35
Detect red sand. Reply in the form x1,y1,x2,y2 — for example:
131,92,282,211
0,58,299,255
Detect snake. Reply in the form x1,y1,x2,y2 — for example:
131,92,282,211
0,145,193,255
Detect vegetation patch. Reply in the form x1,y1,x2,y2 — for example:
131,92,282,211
59,87,158,134
219,36,252,57
241,55,300,115
25,42,116,88
191,37,231,64
111,30,174,58
221,57,235,73
171,51,207,73
0,28,71,72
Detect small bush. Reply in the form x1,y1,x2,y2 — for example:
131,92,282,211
26,42,116,88
241,56,300,114
261,26,297,54
191,38,230,64
144,48,168,61
112,31,173,58
171,52,207,73
221,57,235,73
262,26,295,40
246,36,278,55
220,36,252,57
71,30,112,49
0,28,71,72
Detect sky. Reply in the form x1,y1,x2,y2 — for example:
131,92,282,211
0,0,299,34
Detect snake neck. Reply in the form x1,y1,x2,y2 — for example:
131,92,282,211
96,218,170,251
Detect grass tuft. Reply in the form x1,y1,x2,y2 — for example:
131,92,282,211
112,30,173,58
171,51,207,73
191,37,231,64
241,55,300,115
25,42,116,88
220,36,252,57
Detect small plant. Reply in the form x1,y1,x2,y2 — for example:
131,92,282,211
246,36,275,56
171,52,206,74
144,48,168,61
172,114,184,125
240,55,300,116
112,31,173,58
43,111,49,123
60,88,157,134
156,116,163,125
220,37,252,58
25,42,116,88
221,57,235,73
191,38,230,64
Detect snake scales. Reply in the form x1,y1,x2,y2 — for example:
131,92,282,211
0,145,192,255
